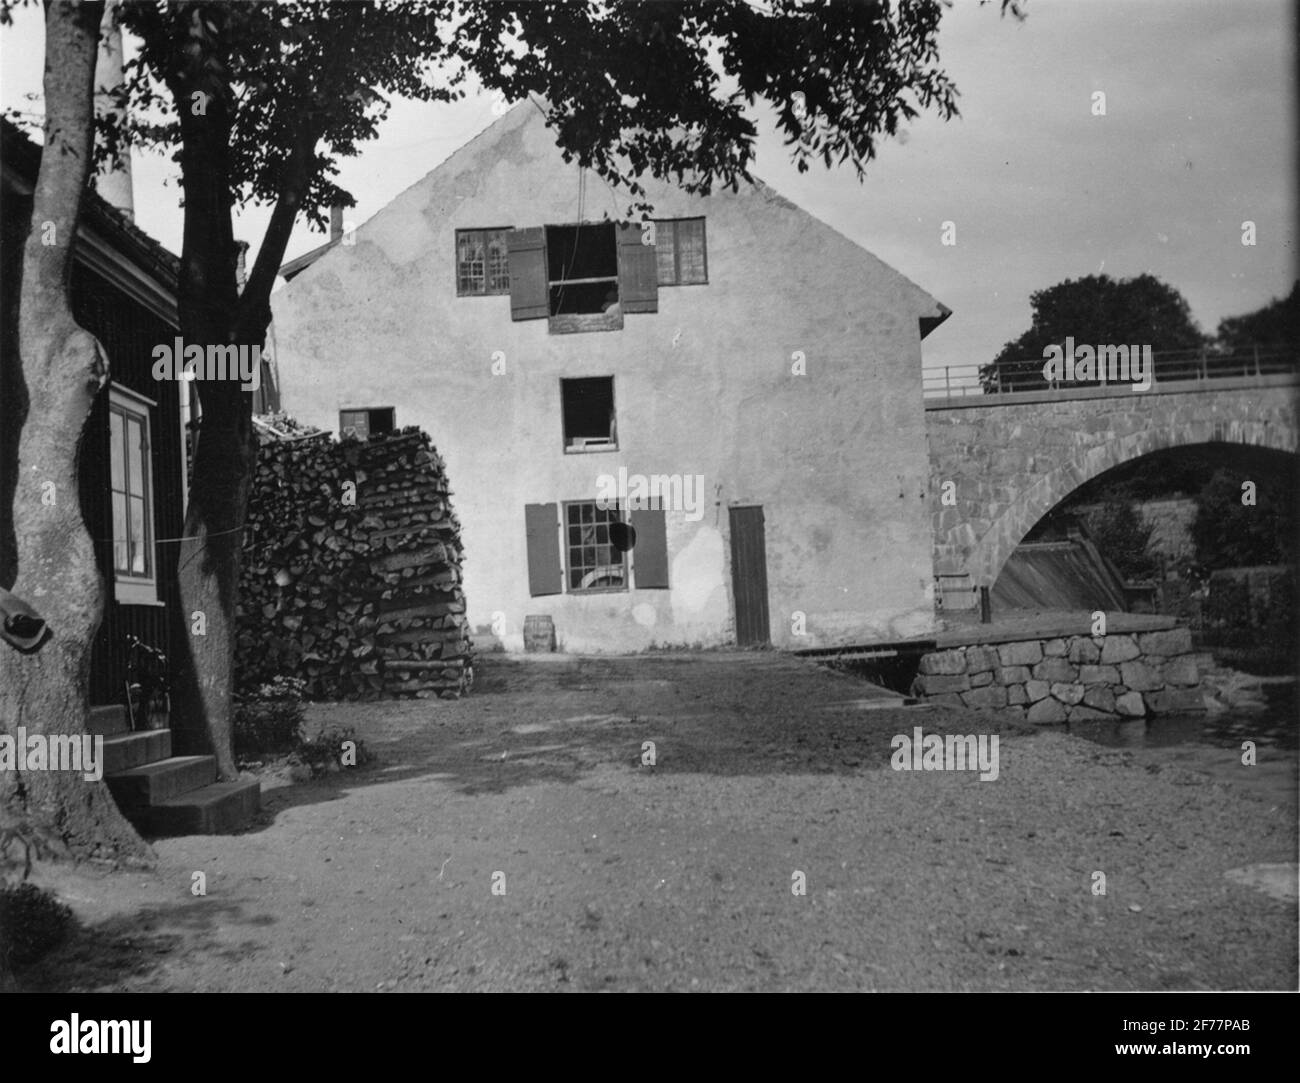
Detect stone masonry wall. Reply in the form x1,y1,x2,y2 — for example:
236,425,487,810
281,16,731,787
910,627,1205,723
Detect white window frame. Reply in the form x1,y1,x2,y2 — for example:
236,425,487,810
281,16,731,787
108,385,161,606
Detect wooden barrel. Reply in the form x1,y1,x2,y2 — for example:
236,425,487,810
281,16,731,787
523,614,556,653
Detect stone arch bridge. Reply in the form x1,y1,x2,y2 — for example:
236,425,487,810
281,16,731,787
925,371,1298,602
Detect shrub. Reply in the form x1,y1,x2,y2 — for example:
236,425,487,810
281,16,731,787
293,725,374,778
233,675,307,762
0,882,73,966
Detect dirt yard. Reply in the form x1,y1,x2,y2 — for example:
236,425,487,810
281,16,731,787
18,651,1299,992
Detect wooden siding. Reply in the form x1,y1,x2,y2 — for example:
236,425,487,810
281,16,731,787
70,264,185,706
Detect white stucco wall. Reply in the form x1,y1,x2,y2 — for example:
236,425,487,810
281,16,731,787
270,103,945,652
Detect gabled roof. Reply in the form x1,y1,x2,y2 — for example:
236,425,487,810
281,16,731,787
275,100,951,335
2,118,180,288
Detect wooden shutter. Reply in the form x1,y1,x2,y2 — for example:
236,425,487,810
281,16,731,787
631,505,669,589
616,222,658,313
507,228,549,321
525,503,562,596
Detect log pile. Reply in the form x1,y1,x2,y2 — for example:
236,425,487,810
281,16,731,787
236,427,472,700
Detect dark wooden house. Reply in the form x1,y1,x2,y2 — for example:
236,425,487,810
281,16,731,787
1,119,258,834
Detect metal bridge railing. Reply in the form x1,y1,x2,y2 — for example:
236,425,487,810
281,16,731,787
922,344,1297,400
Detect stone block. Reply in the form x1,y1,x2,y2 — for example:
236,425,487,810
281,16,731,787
970,670,994,688
964,645,1001,674
1082,685,1116,713
1027,697,1067,724
1067,637,1101,664
1137,628,1193,657
963,684,1008,709
1051,682,1085,705
1144,687,1207,714
919,649,967,676
1119,660,1163,692
1003,705,1026,719
997,640,1043,667
1115,691,1146,717
1025,679,1051,703
1099,635,1141,665
1163,656,1200,686
1032,658,1077,683
1078,664,1120,685
917,673,971,695
1007,683,1028,706
1068,704,1116,721
994,665,1031,684
1043,638,1068,657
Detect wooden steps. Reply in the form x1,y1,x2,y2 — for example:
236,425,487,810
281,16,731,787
94,705,259,836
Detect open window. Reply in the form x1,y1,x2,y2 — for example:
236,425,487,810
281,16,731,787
561,377,616,452
507,222,657,332
339,407,395,440
108,386,159,606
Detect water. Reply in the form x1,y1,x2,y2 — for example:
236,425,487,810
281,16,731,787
1068,680,1298,804
1068,681,1297,752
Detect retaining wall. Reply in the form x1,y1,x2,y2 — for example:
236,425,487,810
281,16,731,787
910,626,1206,722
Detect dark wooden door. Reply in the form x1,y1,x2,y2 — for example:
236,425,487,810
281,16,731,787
728,505,770,646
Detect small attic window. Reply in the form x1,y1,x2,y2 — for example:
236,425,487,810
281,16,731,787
547,224,618,316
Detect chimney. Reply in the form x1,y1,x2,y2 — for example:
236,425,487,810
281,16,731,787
330,206,344,243
93,0,134,221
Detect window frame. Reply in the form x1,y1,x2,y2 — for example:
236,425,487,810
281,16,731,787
108,384,161,607
562,499,630,595
455,226,513,297
654,217,708,286
560,376,618,454
338,406,396,440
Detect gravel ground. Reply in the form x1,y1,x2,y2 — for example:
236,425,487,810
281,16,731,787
19,651,1298,992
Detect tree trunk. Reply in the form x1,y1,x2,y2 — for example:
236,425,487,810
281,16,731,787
0,0,147,860
164,45,320,777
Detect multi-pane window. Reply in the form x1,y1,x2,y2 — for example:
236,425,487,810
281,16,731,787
456,227,511,295
564,500,628,592
108,387,157,603
654,217,707,285
339,407,395,440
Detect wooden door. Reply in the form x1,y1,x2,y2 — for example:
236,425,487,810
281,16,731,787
728,505,770,646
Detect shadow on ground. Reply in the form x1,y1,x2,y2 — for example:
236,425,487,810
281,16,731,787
241,651,1037,829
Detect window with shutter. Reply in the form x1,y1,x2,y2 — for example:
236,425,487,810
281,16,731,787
525,503,563,596
562,500,628,593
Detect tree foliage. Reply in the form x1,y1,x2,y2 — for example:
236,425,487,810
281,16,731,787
1214,280,1299,352
1192,468,1298,571
979,273,1205,391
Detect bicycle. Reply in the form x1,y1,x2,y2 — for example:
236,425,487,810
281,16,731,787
124,634,170,732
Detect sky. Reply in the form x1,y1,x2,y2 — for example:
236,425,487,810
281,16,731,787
1,0,1295,376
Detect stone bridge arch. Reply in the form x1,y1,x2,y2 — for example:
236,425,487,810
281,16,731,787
926,379,1299,590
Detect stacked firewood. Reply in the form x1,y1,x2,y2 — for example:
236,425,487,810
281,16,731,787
236,427,472,700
